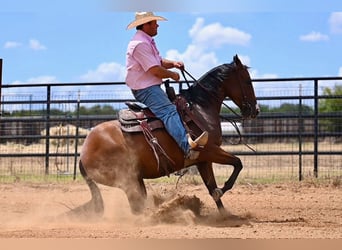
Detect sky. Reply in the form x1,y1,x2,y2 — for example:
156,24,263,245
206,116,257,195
1,0,342,109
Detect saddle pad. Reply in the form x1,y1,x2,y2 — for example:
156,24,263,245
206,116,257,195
118,109,164,133
119,109,144,124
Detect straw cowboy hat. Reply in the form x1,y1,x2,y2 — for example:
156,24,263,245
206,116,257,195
126,12,167,30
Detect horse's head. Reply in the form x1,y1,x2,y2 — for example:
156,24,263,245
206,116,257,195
223,55,259,119
187,55,259,119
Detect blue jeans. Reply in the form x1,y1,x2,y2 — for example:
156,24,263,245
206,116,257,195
132,85,189,154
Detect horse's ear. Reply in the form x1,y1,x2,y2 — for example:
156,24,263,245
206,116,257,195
233,54,242,67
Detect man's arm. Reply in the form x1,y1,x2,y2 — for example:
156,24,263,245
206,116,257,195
161,58,184,70
148,65,180,81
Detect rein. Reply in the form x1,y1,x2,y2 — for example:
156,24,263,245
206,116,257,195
181,69,215,98
181,69,196,89
219,114,256,153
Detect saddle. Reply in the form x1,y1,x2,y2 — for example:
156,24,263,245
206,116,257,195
118,103,164,133
118,86,204,176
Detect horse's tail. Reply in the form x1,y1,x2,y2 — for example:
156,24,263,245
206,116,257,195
79,159,97,187
79,159,88,179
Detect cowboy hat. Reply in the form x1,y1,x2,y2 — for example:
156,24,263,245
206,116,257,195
126,12,167,30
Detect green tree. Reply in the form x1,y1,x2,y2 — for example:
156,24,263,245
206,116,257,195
271,103,313,114
9,108,65,116
77,104,118,116
319,84,342,132
4,105,118,117
221,104,271,115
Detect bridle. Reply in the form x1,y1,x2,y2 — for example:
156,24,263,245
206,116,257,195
233,66,256,119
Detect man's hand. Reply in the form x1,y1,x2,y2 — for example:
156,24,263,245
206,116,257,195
148,65,180,81
161,59,184,71
173,61,184,71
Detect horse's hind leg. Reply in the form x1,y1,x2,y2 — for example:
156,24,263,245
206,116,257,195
76,160,104,216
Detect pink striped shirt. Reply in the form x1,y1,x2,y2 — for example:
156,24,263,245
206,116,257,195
125,30,162,90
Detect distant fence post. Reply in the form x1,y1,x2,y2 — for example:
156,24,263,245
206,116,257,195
298,84,303,181
313,79,319,178
45,85,51,175
73,90,81,180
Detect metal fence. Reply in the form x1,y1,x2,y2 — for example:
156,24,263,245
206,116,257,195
0,74,341,183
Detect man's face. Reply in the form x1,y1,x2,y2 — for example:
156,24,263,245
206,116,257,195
143,20,159,37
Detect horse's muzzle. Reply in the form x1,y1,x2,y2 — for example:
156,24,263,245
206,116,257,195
242,103,260,119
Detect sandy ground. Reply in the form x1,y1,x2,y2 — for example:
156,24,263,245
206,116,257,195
0,179,341,239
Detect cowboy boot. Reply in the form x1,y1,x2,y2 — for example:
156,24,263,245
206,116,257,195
187,131,208,149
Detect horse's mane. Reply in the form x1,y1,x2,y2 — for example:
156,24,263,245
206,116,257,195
181,62,237,105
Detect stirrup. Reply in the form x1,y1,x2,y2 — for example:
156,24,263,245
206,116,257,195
187,131,208,149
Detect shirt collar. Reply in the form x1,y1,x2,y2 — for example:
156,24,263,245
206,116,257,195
135,30,153,43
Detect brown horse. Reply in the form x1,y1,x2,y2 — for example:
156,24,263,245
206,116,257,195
78,55,259,216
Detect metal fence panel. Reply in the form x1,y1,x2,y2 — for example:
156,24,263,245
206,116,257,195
0,78,341,183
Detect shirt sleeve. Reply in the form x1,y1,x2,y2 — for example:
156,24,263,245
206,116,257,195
132,42,161,72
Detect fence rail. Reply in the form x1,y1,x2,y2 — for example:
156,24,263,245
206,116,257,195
1,75,341,182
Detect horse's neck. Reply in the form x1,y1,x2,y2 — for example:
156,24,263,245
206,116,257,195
185,97,222,133
187,85,224,114
195,104,221,123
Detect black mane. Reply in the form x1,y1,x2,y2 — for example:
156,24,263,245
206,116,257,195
181,62,237,105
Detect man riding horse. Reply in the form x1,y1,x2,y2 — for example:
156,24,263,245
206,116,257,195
125,12,208,160
75,12,259,216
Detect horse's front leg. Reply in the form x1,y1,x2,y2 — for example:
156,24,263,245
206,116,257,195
211,147,243,196
198,148,243,213
196,162,226,214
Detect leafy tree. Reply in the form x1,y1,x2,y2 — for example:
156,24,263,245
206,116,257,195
272,103,313,114
3,105,118,117
77,104,118,116
220,102,312,116
319,85,342,132
220,105,240,114
9,108,65,116
259,104,271,113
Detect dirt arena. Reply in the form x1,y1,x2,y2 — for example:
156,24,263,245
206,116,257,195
0,178,341,239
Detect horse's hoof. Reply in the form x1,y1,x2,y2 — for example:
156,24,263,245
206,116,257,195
212,188,223,202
